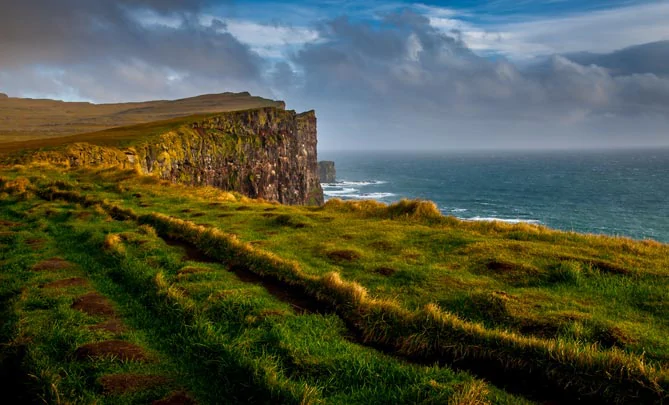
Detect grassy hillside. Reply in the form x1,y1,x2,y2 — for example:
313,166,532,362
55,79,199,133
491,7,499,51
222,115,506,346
1,162,667,404
0,92,284,143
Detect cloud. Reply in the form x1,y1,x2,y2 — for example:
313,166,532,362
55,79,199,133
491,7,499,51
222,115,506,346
0,0,265,101
425,2,669,59
563,41,669,77
278,10,669,150
0,3,667,150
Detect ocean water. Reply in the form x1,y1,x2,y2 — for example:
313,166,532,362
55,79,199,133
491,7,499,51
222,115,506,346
319,149,669,243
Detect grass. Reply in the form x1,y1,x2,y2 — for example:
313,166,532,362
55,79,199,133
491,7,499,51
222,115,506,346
1,164,668,403
0,168,528,404
0,92,283,143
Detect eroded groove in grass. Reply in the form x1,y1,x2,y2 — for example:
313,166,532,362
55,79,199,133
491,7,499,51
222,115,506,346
28,184,669,404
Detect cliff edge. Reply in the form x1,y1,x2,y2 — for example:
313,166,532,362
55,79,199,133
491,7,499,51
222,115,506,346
9,107,323,205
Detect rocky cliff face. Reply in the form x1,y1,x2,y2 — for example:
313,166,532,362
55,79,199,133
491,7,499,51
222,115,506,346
33,107,324,205
318,161,336,183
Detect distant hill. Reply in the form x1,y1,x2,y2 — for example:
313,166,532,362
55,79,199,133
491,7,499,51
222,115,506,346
0,92,285,142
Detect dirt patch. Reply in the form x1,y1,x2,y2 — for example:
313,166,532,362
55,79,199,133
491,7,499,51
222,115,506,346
235,206,251,211
230,264,329,315
517,318,562,338
72,292,116,317
593,325,637,348
262,213,277,218
74,340,149,362
25,238,46,250
163,236,218,263
42,277,89,289
482,259,543,286
140,203,153,208
217,213,233,218
180,208,193,213
374,267,397,276
326,249,361,263
75,211,92,220
190,212,205,218
32,258,72,272
0,220,20,228
89,319,127,334
153,391,197,405
264,207,277,212
99,373,170,395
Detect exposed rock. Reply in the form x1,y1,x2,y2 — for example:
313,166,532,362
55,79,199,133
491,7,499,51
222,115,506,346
0,93,8,99
318,161,336,183
32,107,324,206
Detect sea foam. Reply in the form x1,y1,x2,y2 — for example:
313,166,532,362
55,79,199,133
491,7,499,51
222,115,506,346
464,216,542,225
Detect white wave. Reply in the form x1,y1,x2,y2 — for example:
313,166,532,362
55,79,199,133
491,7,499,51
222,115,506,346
333,192,396,200
323,187,358,196
450,208,468,213
463,216,542,225
322,180,387,187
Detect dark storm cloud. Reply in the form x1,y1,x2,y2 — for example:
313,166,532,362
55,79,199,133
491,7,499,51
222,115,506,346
0,0,264,101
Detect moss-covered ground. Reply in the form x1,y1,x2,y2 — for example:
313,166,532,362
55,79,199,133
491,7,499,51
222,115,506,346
1,164,668,404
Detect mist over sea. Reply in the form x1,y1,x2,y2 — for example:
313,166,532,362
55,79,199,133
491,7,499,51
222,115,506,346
319,149,669,243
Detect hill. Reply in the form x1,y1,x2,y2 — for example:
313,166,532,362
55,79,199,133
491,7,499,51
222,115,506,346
0,92,285,143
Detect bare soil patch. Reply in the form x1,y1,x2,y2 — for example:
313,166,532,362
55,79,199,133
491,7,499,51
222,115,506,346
72,292,116,317
74,340,149,362
89,319,127,334
326,249,361,262
374,267,397,276
32,258,72,271
42,277,89,289
25,238,46,250
0,220,20,227
153,391,197,405
99,373,170,395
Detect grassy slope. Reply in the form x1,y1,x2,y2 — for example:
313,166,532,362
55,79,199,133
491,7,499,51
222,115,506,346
0,169,523,404
1,164,668,404
0,92,283,143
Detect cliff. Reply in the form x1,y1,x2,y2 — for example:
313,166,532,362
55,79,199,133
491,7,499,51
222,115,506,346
21,107,324,205
318,161,336,183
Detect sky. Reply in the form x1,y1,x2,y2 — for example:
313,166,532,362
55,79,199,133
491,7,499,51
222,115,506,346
0,0,668,151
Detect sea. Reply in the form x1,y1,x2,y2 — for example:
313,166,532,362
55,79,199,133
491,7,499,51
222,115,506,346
319,149,669,243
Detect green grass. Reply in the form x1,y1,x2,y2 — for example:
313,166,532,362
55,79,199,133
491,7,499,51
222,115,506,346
1,164,668,403
0,170,529,404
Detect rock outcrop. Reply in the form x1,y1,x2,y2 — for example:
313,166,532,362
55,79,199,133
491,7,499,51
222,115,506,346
0,93,8,99
318,161,336,183
30,107,324,205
